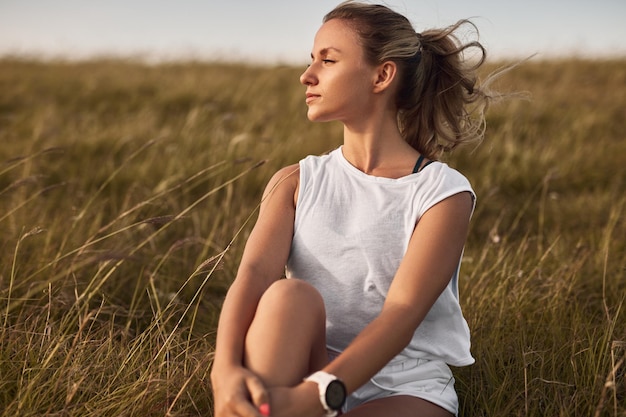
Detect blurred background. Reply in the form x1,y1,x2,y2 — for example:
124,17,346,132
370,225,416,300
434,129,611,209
1,0,626,64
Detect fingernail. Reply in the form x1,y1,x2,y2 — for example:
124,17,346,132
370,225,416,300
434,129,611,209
259,403,270,416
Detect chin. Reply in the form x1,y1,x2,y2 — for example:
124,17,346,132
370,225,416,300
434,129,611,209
307,110,332,123
306,113,321,122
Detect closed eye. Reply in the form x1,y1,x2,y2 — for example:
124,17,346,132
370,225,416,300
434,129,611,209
305,59,335,68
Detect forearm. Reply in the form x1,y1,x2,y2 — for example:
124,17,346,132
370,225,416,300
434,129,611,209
211,272,268,373
323,305,417,393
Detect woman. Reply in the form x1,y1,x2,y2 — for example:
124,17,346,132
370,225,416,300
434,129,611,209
211,2,495,416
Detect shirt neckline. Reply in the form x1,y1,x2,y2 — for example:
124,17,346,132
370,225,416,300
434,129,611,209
334,146,436,184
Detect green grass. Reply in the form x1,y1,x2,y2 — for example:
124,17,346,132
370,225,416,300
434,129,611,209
0,57,624,416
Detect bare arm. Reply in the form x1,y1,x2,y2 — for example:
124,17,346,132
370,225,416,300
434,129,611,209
320,191,474,393
210,164,299,416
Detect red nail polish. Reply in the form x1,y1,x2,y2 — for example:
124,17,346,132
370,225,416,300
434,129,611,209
259,403,270,416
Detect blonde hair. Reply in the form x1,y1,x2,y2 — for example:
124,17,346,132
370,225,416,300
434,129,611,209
324,1,494,159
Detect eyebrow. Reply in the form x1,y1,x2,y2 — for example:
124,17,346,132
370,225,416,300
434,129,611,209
310,47,342,59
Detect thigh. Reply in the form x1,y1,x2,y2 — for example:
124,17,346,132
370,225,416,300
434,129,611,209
342,395,454,417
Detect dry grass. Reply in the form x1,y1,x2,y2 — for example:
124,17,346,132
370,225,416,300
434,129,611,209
0,57,624,416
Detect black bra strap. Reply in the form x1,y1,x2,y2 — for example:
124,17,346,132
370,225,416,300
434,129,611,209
422,160,435,170
412,155,426,173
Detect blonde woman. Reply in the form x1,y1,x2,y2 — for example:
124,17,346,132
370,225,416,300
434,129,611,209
211,2,495,416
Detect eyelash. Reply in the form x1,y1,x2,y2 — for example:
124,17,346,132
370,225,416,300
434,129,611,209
306,59,336,68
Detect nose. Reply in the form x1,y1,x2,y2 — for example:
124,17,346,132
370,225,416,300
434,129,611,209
300,64,317,86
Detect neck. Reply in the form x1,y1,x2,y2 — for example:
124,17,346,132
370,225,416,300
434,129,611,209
341,109,418,176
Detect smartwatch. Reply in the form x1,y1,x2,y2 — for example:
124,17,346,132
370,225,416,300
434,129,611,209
304,371,347,417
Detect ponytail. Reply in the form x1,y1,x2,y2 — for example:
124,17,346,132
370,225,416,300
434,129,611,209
399,20,490,159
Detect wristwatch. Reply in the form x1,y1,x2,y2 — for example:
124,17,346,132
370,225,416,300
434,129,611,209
304,371,347,417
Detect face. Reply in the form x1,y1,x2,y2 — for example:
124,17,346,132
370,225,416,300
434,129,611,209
300,19,378,123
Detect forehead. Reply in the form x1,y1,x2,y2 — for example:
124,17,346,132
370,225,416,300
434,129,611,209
312,19,361,54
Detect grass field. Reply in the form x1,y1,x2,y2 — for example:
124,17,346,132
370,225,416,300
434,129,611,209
0,57,624,416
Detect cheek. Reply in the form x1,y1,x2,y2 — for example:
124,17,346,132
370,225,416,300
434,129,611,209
341,81,371,109
343,69,372,97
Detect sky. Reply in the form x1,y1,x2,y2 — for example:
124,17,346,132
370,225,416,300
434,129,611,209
1,0,625,65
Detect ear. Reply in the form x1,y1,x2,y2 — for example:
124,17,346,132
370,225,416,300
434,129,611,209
372,61,397,94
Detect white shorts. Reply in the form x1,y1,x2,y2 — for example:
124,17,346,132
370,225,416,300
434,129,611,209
329,351,459,416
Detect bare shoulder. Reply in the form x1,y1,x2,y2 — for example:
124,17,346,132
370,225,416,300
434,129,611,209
260,164,300,211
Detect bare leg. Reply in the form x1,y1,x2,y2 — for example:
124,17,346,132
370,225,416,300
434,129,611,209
244,279,329,387
343,395,454,417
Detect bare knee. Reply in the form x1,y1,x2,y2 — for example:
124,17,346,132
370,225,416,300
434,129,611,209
259,279,325,318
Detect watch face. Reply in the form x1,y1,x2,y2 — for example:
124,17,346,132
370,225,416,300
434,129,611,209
325,380,347,410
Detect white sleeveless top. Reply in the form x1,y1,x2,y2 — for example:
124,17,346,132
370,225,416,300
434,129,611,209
285,147,475,367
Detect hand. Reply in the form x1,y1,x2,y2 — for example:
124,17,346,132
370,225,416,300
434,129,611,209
211,366,269,417
265,382,326,417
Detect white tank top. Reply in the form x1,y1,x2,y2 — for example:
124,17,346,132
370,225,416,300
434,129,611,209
286,147,475,366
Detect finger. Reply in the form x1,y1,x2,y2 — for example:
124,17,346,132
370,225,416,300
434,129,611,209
218,390,260,417
246,376,269,408
258,403,270,417
231,398,264,417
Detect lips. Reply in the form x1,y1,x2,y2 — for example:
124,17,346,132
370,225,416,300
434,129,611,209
305,93,320,104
